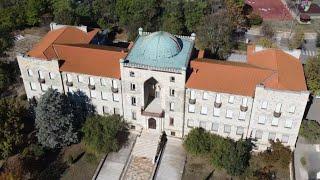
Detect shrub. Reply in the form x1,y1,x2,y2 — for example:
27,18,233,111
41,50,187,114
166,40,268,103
257,37,276,48
300,156,306,166
84,153,98,164
183,128,213,155
300,120,320,143
261,22,275,39
288,28,304,49
249,13,263,26
21,144,45,160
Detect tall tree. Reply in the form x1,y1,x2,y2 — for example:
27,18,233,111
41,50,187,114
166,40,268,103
183,1,207,33
161,0,185,35
92,0,117,29
196,10,235,59
25,0,47,26
0,98,27,158
35,89,79,149
116,0,161,40
52,0,77,25
305,56,320,95
0,26,14,55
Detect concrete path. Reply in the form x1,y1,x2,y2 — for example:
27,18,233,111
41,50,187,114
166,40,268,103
95,134,137,180
155,137,186,180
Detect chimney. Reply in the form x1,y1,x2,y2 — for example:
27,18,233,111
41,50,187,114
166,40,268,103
138,27,143,36
191,33,196,41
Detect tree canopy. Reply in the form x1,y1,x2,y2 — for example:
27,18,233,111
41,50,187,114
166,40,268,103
304,56,320,95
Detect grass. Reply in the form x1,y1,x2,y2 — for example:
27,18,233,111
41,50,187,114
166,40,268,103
60,143,103,180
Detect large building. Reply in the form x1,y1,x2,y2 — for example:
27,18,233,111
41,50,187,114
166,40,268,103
17,24,309,151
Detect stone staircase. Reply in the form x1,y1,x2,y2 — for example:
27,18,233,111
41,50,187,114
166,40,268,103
121,131,161,180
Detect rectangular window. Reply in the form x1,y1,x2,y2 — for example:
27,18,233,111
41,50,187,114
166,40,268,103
188,104,195,113
112,79,118,88
281,134,289,143
101,91,108,100
103,106,109,114
255,130,263,139
213,108,220,117
101,79,107,86
78,75,85,83
200,121,206,129
258,115,266,124
226,110,233,119
242,98,248,106
113,93,120,102
169,117,174,126
130,71,135,77
114,108,120,115
170,76,175,82
130,83,136,91
268,132,276,141
275,103,282,113
169,102,174,111
289,106,296,113
66,74,72,82
228,96,234,103
49,72,55,79
131,97,136,106
271,117,279,126
200,106,208,115
261,101,268,109
284,119,293,128
190,90,195,99
203,92,208,100
236,126,244,135
41,84,48,91
211,123,219,132
89,77,95,85
38,70,44,79
224,125,231,133
187,119,194,128
215,94,221,103
27,69,33,76
132,111,136,120
239,111,246,120
171,131,176,136
30,82,37,90
170,89,175,96
90,90,97,98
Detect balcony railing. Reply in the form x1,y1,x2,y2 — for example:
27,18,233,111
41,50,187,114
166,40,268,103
273,111,281,118
141,107,165,118
240,105,248,112
38,78,45,84
214,101,222,108
189,98,196,104
111,87,119,93
66,81,73,86
88,84,95,90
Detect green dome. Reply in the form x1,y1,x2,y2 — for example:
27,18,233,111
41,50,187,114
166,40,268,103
139,31,182,60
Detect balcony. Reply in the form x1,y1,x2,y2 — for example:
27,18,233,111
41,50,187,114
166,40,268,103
189,98,196,104
66,81,73,86
273,111,281,118
38,78,45,84
111,87,119,93
240,105,248,112
214,101,222,108
88,84,95,90
141,98,165,118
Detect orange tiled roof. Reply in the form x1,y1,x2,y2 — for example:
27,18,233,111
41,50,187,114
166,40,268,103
54,44,126,79
27,27,99,60
186,46,307,96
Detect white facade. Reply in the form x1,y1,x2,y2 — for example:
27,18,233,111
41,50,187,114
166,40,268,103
17,27,309,151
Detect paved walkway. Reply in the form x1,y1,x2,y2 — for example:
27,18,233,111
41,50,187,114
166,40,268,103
155,137,186,180
95,134,137,180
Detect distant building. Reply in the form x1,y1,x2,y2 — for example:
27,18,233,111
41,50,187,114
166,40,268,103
17,23,309,151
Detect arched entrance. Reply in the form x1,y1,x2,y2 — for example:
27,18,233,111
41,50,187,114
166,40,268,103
148,118,156,129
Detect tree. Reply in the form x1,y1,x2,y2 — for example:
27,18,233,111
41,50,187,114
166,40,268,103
261,22,275,39
257,37,276,48
161,0,185,35
248,13,263,26
0,98,27,159
82,115,128,154
92,0,117,29
0,26,14,55
25,0,46,26
183,1,207,33
304,56,320,95
299,120,320,143
196,10,235,59
183,128,213,155
52,0,77,25
35,89,79,149
289,28,304,50
116,0,161,40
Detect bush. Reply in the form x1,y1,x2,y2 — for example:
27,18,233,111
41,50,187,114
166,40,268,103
84,153,98,164
82,115,128,154
261,22,274,39
289,28,304,49
21,144,45,160
300,156,306,166
249,13,263,26
257,37,276,48
183,128,213,155
300,120,320,143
